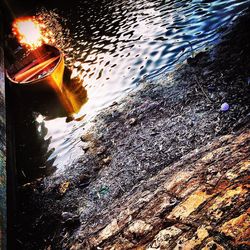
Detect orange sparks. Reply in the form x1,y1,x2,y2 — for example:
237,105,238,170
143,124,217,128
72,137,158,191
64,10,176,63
12,16,55,50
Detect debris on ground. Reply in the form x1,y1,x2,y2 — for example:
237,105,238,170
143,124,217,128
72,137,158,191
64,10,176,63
14,9,250,250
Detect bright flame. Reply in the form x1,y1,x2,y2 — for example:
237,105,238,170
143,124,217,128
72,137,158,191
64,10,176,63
12,16,54,50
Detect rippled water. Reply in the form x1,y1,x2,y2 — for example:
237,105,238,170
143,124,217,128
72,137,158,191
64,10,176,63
39,0,250,115
13,0,250,180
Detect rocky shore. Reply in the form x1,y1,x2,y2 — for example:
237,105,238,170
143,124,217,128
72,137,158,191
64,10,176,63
14,8,250,250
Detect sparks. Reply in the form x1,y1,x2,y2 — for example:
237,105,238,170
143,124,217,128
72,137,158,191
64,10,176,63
12,16,55,50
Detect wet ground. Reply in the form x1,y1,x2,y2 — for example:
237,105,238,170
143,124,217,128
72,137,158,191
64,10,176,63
12,8,250,250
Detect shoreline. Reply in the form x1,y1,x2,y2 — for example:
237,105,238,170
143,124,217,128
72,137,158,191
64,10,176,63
15,8,250,249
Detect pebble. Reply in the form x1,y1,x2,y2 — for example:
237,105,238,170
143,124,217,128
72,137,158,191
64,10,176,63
62,212,74,221
97,146,107,155
220,102,230,112
110,101,118,107
61,212,80,227
82,143,90,152
102,156,112,164
128,118,137,126
78,174,91,188
66,116,74,123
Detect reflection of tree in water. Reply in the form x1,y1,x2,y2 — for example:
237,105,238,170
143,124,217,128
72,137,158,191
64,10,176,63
10,67,88,184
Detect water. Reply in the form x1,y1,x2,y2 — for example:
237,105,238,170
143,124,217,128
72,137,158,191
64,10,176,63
12,0,250,181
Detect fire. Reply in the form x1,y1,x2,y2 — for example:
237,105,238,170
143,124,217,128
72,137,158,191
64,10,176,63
12,16,55,50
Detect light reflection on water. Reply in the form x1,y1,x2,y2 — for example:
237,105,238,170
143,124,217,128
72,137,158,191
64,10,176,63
16,0,250,178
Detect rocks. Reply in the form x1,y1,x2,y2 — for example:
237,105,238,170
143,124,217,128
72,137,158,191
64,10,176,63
80,132,94,142
128,117,137,126
149,225,184,249
78,174,91,188
219,210,250,245
96,146,107,156
81,143,90,152
61,211,75,221
15,10,250,250
80,135,85,142
102,156,112,165
124,220,153,239
61,212,80,228
74,129,250,249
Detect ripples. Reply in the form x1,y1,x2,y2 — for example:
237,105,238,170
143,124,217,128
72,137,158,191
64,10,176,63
35,0,250,173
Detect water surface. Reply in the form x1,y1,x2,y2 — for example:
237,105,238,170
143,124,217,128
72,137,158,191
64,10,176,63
13,0,250,180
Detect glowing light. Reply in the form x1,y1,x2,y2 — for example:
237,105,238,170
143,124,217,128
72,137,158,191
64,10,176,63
36,114,44,123
12,16,55,50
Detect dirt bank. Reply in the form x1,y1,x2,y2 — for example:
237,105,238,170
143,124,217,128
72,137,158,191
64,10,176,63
14,9,250,250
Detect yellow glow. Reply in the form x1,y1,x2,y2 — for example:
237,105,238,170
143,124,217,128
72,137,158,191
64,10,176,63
12,16,54,50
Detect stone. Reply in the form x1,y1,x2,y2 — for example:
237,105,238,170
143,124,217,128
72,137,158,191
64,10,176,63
102,156,112,164
128,118,137,126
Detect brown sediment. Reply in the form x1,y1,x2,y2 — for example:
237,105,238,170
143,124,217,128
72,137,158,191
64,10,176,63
14,8,250,250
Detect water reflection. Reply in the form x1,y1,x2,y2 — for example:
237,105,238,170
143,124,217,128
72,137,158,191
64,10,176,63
6,0,250,175
38,0,250,114
8,67,87,183
61,67,88,117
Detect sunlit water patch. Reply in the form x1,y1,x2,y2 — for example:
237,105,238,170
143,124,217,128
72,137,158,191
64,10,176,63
14,0,250,179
